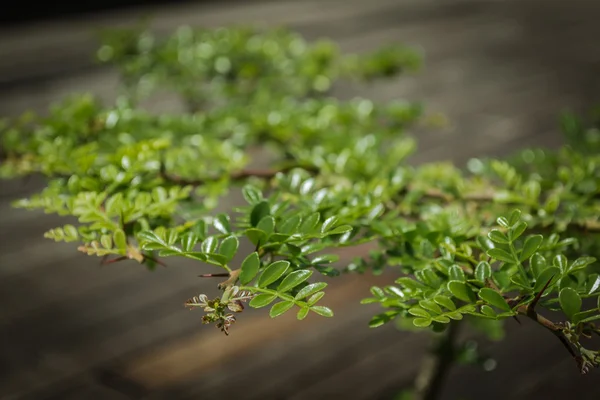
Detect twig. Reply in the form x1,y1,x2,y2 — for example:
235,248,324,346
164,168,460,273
413,321,459,400
512,276,582,370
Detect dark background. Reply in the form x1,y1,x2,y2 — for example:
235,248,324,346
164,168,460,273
1,0,237,25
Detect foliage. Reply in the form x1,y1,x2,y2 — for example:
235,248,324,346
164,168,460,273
1,25,599,379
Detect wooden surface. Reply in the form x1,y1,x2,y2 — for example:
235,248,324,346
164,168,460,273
1,0,600,399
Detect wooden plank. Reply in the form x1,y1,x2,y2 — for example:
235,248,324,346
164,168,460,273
0,0,409,88
116,272,394,389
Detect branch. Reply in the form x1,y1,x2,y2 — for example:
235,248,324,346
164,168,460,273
413,321,459,400
512,277,583,372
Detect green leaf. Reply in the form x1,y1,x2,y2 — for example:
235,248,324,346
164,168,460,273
488,229,509,244
449,265,465,281
476,236,495,251
299,212,320,233
279,215,301,234
509,221,527,241
270,301,294,317
239,252,260,285
508,209,521,226
570,257,596,273
295,282,328,300
520,235,543,261
396,277,428,291
307,291,325,305
587,274,600,294
419,299,442,314
478,288,511,311
245,228,266,246
434,295,456,311
314,265,340,277
257,216,275,236
321,216,339,233
278,270,313,292
408,307,430,318
413,318,432,327
100,234,112,249
180,232,198,252
297,307,310,320
510,273,531,289
553,254,568,273
325,225,353,235
481,305,496,317
530,253,547,278
311,306,333,317
369,311,397,328
312,254,339,264
448,280,475,302
250,201,270,227
487,248,516,264
559,287,582,319
242,185,262,205
113,229,127,250
258,260,290,288
213,213,231,234
534,266,560,293
475,261,491,282
219,235,239,261
370,286,385,298
201,236,218,254
249,293,276,308
496,217,510,228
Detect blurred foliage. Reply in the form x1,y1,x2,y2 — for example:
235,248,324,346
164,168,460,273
0,25,599,376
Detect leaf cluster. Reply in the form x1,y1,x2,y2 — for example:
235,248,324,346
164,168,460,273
1,25,599,372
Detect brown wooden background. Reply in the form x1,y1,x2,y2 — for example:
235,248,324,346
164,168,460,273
1,0,600,399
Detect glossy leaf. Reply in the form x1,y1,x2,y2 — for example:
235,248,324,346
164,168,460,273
239,252,260,285
559,287,582,319
478,288,511,311
475,261,491,282
487,248,516,264
448,280,475,302
278,270,313,292
295,282,328,300
311,306,334,317
270,301,294,317
249,293,276,308
258,260,290,288
520,235,543,261
218,235,239,261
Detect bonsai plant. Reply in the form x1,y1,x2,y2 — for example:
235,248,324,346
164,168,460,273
1,25,598,399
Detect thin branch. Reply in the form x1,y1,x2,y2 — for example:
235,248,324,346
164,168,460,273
413,321,459,400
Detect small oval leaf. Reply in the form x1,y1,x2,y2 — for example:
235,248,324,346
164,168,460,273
258,260,290,288
310,306,334,317
249,293,276,308
559,287,582,319
295,282,328,300
278,270,313,292
520,235,543,261
239,252,260,285
270,301,294,317
475,261,491,282
219,235,239,261
488,229,509,244
478,288,511,311
487,248,516,264
201,236,218,254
